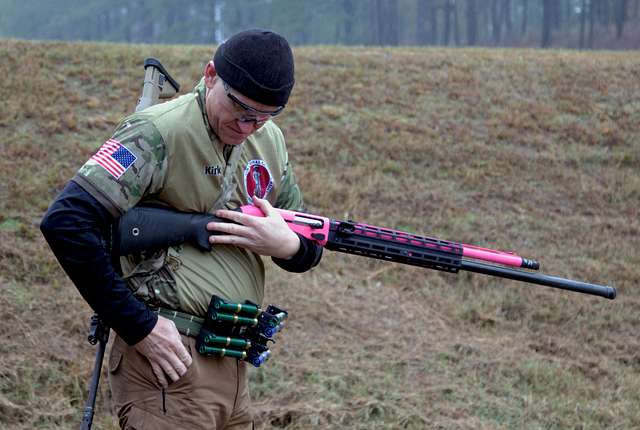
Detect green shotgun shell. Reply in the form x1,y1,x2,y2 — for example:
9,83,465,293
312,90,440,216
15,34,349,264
198,345,247,359
211,312,258,326
203,334,251,349
213,297,260,316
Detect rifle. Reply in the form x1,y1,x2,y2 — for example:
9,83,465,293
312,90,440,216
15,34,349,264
116,204,616,300
79,58,180,430
238,205,616,299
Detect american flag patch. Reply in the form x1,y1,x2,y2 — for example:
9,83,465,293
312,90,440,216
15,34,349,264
90,139,137,179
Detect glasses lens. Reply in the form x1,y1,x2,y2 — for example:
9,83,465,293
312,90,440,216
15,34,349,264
223,81,283,117
238,115,269,125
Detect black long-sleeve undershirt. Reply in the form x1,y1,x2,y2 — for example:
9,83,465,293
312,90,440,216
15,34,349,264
40,180,157,345
272,232,323,272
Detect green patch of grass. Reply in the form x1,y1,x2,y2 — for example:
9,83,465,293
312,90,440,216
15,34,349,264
0,219,22,232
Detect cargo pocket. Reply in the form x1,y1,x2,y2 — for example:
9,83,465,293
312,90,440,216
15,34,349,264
121,247,182,309
108,338,125,375
108,337,131,409
120,404,184,430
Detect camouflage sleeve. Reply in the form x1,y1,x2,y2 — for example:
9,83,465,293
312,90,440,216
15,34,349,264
274,157,305,212
73,118,167,217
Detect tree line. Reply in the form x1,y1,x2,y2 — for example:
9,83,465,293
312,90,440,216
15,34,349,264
1,0,638,49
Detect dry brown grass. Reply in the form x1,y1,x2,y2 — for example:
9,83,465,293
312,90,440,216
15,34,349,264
1,39,639,429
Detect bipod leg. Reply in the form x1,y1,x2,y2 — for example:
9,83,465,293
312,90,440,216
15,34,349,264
80,315,110,430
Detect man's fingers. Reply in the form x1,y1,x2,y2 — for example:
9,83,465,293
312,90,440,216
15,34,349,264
252,196,275,216
213,209,255,226
169,356,188,378
156,356,182,383
134,316,192,387
149,361,168,388
177,345,192,367
206,221,251,236
171,341,192,369
161,337,190,379
209,234,252,247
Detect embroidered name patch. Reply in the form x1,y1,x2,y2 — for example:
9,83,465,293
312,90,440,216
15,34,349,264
243,159,274,203
91,139,137,179
204,164,222,176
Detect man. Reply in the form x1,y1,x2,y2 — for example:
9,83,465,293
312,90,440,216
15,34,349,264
40,29,321,429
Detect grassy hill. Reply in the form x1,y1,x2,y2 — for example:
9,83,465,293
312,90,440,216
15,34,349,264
1,39,638,429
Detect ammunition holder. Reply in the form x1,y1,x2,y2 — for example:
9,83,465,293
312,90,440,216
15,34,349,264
194,295,288,367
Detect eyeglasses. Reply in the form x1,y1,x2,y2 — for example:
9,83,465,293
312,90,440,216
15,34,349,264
222,81,284,125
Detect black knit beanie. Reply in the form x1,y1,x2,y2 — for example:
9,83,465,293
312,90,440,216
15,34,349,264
213,29,295,107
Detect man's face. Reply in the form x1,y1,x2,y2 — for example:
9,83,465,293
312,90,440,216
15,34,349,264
204,62,283,145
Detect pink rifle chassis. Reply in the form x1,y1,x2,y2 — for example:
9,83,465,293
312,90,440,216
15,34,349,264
238,205,615,300
239,205,538,269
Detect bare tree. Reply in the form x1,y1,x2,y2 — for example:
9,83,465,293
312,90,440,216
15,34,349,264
386,0,400,45
615,0,628,38
466,0,478,45
541,0,553,47
444,0,454,45
503,0,513,41
417,0,430,45
375,0,399,45
588,0,596,49
565,0,573,30
453,0,461,45
580,0,588,49
430,1,439,44
369,1,379,44
521,0,529,35
343,0,354,44
491,0,503,44
599,0,611,27
552,0,561,30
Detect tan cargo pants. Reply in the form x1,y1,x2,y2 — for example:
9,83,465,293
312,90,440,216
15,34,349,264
108,334,253,430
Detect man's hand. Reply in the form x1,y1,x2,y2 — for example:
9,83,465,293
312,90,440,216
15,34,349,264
134,316,192,388
207,196,300,259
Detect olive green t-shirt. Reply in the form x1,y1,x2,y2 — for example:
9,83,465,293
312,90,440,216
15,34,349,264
74,79,304,316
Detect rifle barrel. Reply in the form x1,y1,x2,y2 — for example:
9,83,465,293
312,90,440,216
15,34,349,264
461,260,616,299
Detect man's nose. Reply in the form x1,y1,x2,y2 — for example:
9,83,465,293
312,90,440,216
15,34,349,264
237,120,257,133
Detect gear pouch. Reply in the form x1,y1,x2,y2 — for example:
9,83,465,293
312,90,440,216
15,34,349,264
120,247,182,309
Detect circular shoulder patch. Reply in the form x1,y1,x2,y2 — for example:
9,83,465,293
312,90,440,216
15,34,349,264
243,159,274,203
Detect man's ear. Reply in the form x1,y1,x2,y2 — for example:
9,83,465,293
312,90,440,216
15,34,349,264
204,61,217,89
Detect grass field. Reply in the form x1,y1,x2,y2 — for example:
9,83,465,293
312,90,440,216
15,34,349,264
1,39,639,429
